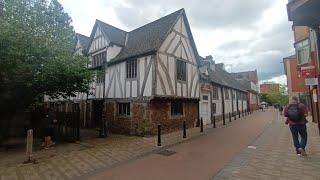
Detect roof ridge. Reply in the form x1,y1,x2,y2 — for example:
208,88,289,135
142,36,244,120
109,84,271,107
96,19,128,33
129,8,184,33
76,33,89,38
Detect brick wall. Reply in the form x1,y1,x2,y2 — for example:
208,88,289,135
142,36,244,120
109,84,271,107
105,99,199,136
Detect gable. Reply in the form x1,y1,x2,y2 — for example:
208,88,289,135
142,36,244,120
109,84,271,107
159,15,197,65
75,39,82,50
88,26,109,54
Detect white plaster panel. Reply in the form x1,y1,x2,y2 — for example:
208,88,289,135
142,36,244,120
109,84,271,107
196,82,200,98
238,100,243,110
159,54,168,69
174,43,182,58
167,35,180,54
107,45,122,62
185,38,196,63
156,75,164,95
139,57,145,92
168,57,175,95
144,65,152,96
115,72,121,98
182,84,187,97
158,61,171,95
125,81,130,98
132,81,138,97
159,32,175,52
187,64,194,93
181,17,188,37
177,82,181,96
173,17,182,33
181,44,188,60
95,85,100,98
119,63,125,97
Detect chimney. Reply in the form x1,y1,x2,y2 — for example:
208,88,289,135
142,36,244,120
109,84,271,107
216,63,225,70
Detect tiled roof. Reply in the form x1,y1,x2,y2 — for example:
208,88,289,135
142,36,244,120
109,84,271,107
199,58,247,92
96,20,128,46
110,9,184,63
76,33,90,49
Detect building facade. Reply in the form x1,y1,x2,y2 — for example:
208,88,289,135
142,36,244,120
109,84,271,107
287,0,320,124
283,55,310,106
199,56,248,125
260,83,280,95
46,9,201,136
231,70,259,110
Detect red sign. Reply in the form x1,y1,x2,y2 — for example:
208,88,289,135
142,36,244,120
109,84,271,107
301,66,316,77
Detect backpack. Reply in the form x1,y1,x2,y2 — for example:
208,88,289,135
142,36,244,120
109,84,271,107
287,104,302,122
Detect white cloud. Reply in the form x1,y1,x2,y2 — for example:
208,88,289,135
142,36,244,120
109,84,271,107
58,0,294,82
260,75,287,85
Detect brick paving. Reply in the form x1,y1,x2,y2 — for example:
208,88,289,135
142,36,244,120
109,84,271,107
212,111,320,180
0,112,238,180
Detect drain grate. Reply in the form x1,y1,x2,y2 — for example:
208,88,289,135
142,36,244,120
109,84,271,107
157,150,177,156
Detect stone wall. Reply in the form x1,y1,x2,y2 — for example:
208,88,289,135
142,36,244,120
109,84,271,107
148,99,198,135
105,99,199,136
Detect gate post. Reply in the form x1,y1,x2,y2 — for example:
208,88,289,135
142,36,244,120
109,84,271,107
26,129,33,162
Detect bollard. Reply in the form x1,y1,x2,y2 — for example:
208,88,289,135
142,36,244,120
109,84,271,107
200,118,204,132
157,124,161,146
229,112,231,122
183,121,187,138
234,112,236,120
26,129,33,162
223,114,226,125
238,111,241,118
213,115,216,128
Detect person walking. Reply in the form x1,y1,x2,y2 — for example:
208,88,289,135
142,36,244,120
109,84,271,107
279,105,284,115
42,108,58,149
284,96,308,156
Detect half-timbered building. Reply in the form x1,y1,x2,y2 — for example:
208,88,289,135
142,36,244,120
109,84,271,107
47,9,200,135
199,56,248,125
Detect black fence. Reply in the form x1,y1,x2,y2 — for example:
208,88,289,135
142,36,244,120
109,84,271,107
26,109,81,142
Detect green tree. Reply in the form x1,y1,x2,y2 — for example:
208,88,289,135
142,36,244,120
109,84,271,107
0,0,93,142
265,84,289,105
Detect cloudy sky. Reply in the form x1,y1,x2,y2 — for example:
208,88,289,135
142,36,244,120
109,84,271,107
59,0,295,85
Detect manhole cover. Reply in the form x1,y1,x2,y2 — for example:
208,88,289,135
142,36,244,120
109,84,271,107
157,150,177,156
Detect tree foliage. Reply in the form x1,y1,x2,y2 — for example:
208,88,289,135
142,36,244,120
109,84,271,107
261,84,289,106
0,0,93,113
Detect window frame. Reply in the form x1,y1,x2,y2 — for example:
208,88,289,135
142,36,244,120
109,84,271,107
117,103,130,116
224,88,230,100
171,101,183,116
176,59,187,82
212,86,219,100
92,51,106,67
295,38,310,66
96,72,105,84
126,59,138,79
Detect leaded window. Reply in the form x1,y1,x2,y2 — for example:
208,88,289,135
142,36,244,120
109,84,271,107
176,59,186,81
126,59,137,79
118,103,130,116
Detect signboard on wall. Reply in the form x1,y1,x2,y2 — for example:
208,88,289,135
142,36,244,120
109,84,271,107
305,78,318,86
301,66,316,77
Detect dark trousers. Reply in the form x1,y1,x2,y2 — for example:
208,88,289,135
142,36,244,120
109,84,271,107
290,124,307,152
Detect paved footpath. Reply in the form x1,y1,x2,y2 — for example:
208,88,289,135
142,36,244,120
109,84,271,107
88,110,274,180
0,110,252,180
2,110,320,180
214,112,320,180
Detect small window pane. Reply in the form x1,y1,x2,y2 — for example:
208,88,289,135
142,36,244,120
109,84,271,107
171,101,183,115
118,103,130,116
